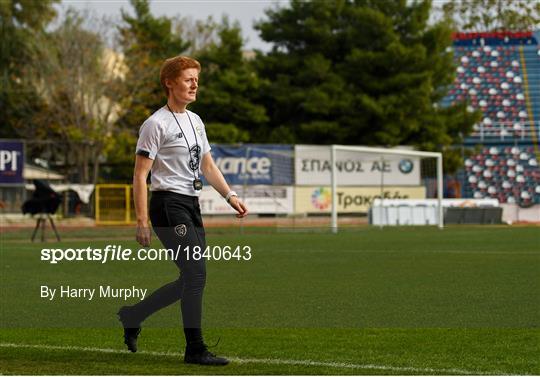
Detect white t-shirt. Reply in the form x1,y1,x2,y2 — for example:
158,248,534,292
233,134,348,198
135,106,211,196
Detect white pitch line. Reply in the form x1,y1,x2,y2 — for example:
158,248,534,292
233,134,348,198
0,342,509,375
274,248,540,255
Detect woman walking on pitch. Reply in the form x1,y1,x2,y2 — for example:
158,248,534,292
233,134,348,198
118,55,248,366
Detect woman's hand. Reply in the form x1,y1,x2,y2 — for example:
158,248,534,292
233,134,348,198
136,223,152,247
229,196,248,218
202,153,248,219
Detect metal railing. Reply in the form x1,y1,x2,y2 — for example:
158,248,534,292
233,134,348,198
468,120,540,141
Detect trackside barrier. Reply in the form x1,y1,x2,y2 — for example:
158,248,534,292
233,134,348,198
369,198,500,226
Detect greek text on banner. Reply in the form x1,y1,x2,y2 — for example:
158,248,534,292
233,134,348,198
295,145,421,186
295,186,426,213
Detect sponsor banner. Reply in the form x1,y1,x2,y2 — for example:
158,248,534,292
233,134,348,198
295,186,426,213
200,185,293,214
295,145,420,186
0,140,24,184
209,144,293,185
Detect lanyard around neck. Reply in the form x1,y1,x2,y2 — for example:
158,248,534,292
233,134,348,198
166,104,201,178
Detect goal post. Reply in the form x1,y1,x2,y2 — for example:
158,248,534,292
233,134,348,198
330,145,444,232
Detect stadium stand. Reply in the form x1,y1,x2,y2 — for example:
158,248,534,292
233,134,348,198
463,145,539,206
445,31,540,204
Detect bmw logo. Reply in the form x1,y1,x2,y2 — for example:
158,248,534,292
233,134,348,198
398,159,414,174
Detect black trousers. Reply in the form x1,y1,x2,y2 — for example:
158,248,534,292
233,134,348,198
129,191,207,331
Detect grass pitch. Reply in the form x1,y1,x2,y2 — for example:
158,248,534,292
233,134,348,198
0,225,538,375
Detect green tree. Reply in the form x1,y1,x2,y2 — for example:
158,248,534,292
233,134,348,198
441,0,540,32
20,9,127,184
0,0,58,137
173,15,220,56
254,0,479,172
117,0,188,133
189,18,268,143
107,0,189,180
118,2,267,149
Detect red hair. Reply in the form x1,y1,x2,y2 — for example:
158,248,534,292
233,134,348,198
160,56,201,96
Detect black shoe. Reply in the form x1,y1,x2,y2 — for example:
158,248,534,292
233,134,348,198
117,306,141,353
184,348,229,366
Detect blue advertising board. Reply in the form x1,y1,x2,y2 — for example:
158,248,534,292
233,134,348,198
208,144,294,185
0,140,24,185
